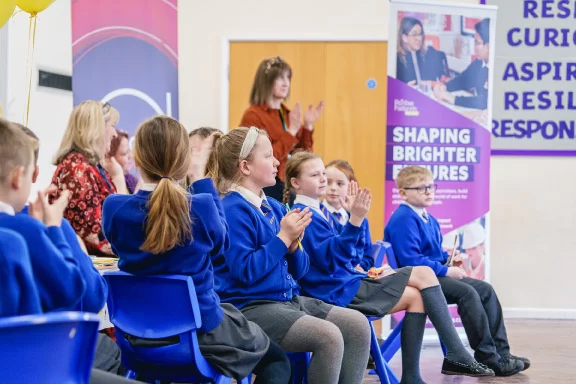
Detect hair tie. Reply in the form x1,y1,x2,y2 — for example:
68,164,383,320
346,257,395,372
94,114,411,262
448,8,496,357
160,176,171,180
239,127,260,160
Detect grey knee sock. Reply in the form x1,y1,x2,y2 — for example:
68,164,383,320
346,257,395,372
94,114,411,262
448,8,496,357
400,312,427,384
279,316,344,384
326,307,371,384
420,285,475,365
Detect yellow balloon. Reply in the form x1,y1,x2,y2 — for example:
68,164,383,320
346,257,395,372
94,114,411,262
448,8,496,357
16,0,54,15
0,0,16,28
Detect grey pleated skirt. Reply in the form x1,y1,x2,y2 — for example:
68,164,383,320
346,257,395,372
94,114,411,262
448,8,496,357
197,303,270,380
347,266,413,317
240,295,334,344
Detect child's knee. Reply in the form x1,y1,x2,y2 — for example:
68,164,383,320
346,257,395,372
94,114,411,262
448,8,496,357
316,321,345,350
414,266,438,284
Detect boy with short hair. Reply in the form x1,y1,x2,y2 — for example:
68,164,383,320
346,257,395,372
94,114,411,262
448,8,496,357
384,165,529,376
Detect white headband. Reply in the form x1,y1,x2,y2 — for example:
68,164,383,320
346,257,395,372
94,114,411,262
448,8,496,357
239,127,260,160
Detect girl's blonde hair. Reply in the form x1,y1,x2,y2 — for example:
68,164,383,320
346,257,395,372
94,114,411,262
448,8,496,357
133,115,192,254
208,127,268,195
53,100,119,165
283,151,321,204
249,56,292,105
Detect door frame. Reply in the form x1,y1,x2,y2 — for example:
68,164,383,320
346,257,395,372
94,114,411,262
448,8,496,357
220,36,387,132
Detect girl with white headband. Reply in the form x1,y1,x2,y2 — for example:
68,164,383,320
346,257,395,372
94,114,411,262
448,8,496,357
207,127,371,384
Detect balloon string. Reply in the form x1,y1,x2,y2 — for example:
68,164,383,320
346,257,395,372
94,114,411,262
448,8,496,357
24,14,37,126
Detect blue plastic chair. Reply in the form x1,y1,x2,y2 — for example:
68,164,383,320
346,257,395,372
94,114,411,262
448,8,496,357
287,352,310,384
103,271,250,384
0,311,100,384
381,242,448,356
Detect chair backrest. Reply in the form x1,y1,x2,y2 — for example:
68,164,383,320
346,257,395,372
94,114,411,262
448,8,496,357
371,241,386,268
0,228,42,316
0,311,99,384
103,271,219,381
380,241,400,269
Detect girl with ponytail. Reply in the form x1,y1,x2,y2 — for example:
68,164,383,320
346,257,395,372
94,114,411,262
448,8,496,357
102,116,290,383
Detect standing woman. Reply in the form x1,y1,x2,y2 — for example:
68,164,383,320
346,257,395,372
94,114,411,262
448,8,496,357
50,101,126,256
240,56,324,201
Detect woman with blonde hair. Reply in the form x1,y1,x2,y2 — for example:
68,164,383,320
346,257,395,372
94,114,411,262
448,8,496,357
50,100,126,256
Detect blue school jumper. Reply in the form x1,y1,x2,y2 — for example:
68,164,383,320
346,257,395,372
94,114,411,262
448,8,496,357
20,206,107,313
333,216,375,271
0,228,42,316
216,193,309,309
384,204,449,276
292,202,366,307
102,179,227,332
0,213,85,312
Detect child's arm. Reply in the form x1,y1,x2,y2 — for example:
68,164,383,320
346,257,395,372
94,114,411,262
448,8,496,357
60,218,107,313
358,220,375,271
300,212,364,274
286,246,310,280
224,205,291,284
14,216,86,311
387,219,448,276
190,179,229,257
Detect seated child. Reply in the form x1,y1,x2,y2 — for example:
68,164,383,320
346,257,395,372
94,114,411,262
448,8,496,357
102,116,290,383
209,127,371,384
384,165,529,376
286,152,494,382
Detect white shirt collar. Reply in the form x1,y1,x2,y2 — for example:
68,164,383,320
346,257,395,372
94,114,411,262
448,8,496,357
293,194,326,219
233,185,267,213
403,202,428,222
321,201,349,225
0,201,15,216
140,182,158,191
482,61,488,68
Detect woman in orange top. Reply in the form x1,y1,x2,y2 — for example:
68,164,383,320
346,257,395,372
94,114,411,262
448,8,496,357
240,56,324,201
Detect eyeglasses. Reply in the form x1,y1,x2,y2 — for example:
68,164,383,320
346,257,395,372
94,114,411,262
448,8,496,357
403,184,437,194
405,33,424,37
102,102,111,115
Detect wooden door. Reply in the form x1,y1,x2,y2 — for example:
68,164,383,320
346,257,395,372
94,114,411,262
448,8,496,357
228,41,388,241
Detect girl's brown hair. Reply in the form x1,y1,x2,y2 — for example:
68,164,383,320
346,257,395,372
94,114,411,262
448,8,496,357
283,151,321,204
208,127,268,195
249,56,292,105
326,159,357,183
397,17,426,65
133,116,192,254
189,127,220,139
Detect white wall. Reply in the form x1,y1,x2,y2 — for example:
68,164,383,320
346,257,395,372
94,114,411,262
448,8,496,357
6,0,74,198
4,0,572,317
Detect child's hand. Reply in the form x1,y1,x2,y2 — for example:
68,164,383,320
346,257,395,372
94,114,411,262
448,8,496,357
288,103,302,136
452,251,466,267
40,187,70,228
278,208,312,247
446,266,466,280
288,229,306,254
349,188,371,227
340,180,359,211
188,138,213,183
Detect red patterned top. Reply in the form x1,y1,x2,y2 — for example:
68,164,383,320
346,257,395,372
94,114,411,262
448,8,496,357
49,151,117,256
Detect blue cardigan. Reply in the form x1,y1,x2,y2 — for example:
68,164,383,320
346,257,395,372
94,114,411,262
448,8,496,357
216,192,309,309
20,206,107,313
0,213,85,312
384,204,449,276
102,179,227,332
0,228,41,317
292,203,366,307
334,216,375,271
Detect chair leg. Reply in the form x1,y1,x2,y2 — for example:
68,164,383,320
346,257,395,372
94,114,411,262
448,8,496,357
369,321,400,384
380,317,404,362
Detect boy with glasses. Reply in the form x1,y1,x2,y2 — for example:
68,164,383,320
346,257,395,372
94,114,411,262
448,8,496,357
385,166,529,377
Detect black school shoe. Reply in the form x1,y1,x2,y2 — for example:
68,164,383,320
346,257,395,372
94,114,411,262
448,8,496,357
485,356,525,376
441,359,495,377
502,354,531,371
